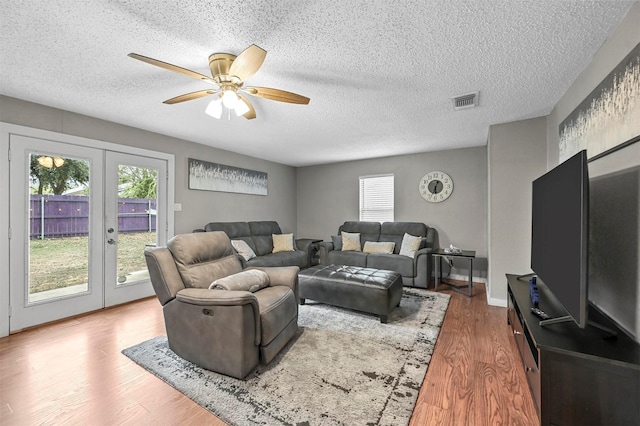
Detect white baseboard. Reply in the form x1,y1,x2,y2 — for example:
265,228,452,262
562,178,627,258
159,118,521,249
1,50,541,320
439,273,506,307
487,296,508,307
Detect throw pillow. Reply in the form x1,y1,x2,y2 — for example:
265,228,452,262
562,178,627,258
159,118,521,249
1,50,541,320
341,231,362,252
272,233,295,253
363,241,395,254
399,233,422,258
231,239,256,261
331,235,343,251
209,269,270,292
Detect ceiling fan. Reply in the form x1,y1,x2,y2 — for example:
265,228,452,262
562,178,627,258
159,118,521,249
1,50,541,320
128,44,310,120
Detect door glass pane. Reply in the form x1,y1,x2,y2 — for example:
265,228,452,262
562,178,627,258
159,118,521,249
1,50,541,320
115,165,158,286
28,153,90,303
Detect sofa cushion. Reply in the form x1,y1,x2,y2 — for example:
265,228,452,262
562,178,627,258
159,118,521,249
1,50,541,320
399,233,422,258
209,269,270,292
168,232,243,288
231,239,257,261
280,251,308,269
327,250,368,267
246,254,283,267
366,253,415,277
380,222,427,254
205,222,257,253
246,251,307,269
331,235,342,250
254,286,297,346
363,241,395,254
341,231,362,251
339,221,381,246
272,233,295,253
249,221,282,256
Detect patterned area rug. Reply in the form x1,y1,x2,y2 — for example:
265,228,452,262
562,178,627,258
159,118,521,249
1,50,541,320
122,288,450,425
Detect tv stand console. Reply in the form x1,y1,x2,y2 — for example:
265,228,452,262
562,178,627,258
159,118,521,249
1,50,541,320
506,274,640,425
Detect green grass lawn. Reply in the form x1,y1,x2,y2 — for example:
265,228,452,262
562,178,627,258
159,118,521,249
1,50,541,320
29,232,155,293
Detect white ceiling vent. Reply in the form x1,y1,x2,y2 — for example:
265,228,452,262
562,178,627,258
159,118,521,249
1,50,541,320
452,91,479,110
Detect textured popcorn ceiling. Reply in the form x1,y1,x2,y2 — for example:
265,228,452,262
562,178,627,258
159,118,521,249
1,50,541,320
0,1,634,166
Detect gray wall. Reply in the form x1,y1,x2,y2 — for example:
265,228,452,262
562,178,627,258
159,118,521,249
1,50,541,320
487,117,547,306
0,95,298,235
296,147,488,279
545,2,640,341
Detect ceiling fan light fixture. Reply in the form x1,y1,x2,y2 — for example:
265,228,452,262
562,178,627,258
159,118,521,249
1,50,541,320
37,155,64,168
38,156,53,168
205,98,223,119
235,99,250,116
222,90,238,109
129,44,309,122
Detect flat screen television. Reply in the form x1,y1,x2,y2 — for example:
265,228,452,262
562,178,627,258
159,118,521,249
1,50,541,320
531,149,589,328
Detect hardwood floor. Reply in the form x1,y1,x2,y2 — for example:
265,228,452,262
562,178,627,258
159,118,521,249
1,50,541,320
0,283,538,425
413,282,538,425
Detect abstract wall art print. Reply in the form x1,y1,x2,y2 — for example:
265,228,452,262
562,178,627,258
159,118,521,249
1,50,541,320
188,158,268,196
559,43,640,162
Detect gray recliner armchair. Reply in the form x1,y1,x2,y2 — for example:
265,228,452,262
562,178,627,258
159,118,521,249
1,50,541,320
144,231,299,379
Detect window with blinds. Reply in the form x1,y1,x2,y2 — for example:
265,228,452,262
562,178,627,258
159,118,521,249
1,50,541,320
359,174,394,222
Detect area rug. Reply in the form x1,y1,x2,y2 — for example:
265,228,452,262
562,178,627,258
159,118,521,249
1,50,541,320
122,288,450,425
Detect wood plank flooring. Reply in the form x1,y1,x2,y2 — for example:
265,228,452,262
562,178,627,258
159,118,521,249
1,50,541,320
0,282,538,425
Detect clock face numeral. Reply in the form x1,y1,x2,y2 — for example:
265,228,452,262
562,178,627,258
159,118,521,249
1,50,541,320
419,171,453,203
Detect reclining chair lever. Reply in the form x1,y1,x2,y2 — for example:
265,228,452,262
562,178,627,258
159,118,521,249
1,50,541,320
202,308,214,317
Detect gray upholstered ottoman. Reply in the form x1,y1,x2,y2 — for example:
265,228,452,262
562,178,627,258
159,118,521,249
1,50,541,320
298,264,403,323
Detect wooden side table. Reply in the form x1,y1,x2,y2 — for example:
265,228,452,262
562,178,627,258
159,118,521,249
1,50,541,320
433,248,476,296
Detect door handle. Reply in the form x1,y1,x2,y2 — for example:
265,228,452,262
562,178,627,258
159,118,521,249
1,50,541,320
107,238,117,245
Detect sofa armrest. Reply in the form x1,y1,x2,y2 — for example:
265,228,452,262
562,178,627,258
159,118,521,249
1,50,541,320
295,238,320,252
416,247,433,256
176,288,261,345
248,266,300,303
318,241,335,264
413,247,434,288
145,247,186,306
424,227,437,249
176,287,258,306
295,238,322,267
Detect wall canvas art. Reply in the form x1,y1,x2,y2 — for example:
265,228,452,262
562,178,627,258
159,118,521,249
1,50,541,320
559,43,640,162
188,158,268,196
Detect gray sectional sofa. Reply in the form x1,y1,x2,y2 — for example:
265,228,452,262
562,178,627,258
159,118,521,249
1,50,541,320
318,221,436,288
195,221,313,269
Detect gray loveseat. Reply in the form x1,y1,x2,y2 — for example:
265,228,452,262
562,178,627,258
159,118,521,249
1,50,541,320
196,221,312,269
318,221,436,288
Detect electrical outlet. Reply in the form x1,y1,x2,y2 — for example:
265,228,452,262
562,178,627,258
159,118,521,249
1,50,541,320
446,256,453,267
174,203,182,212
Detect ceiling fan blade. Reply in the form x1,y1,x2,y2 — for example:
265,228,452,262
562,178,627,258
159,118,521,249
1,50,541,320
237,93,256,120
128,53,216,84
244,86,310,104
163,89,218,104
228,45,267,82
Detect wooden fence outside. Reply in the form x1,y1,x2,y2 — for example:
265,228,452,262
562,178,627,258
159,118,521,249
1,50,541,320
30,195,156,239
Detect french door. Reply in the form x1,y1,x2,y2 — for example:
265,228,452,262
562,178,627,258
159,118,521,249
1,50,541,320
104,151,167,306
8,135,168,332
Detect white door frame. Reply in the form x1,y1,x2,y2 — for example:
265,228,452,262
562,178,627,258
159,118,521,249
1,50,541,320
9,136,105,330
0,122,175,337
104,151,167,307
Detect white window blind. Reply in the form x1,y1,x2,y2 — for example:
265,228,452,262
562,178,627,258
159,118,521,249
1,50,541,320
359,174,394,222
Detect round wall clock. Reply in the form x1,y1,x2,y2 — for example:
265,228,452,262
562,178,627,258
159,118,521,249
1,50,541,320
419,171,453,203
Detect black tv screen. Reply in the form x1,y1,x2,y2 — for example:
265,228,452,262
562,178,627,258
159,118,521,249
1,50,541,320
531,150,589,328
